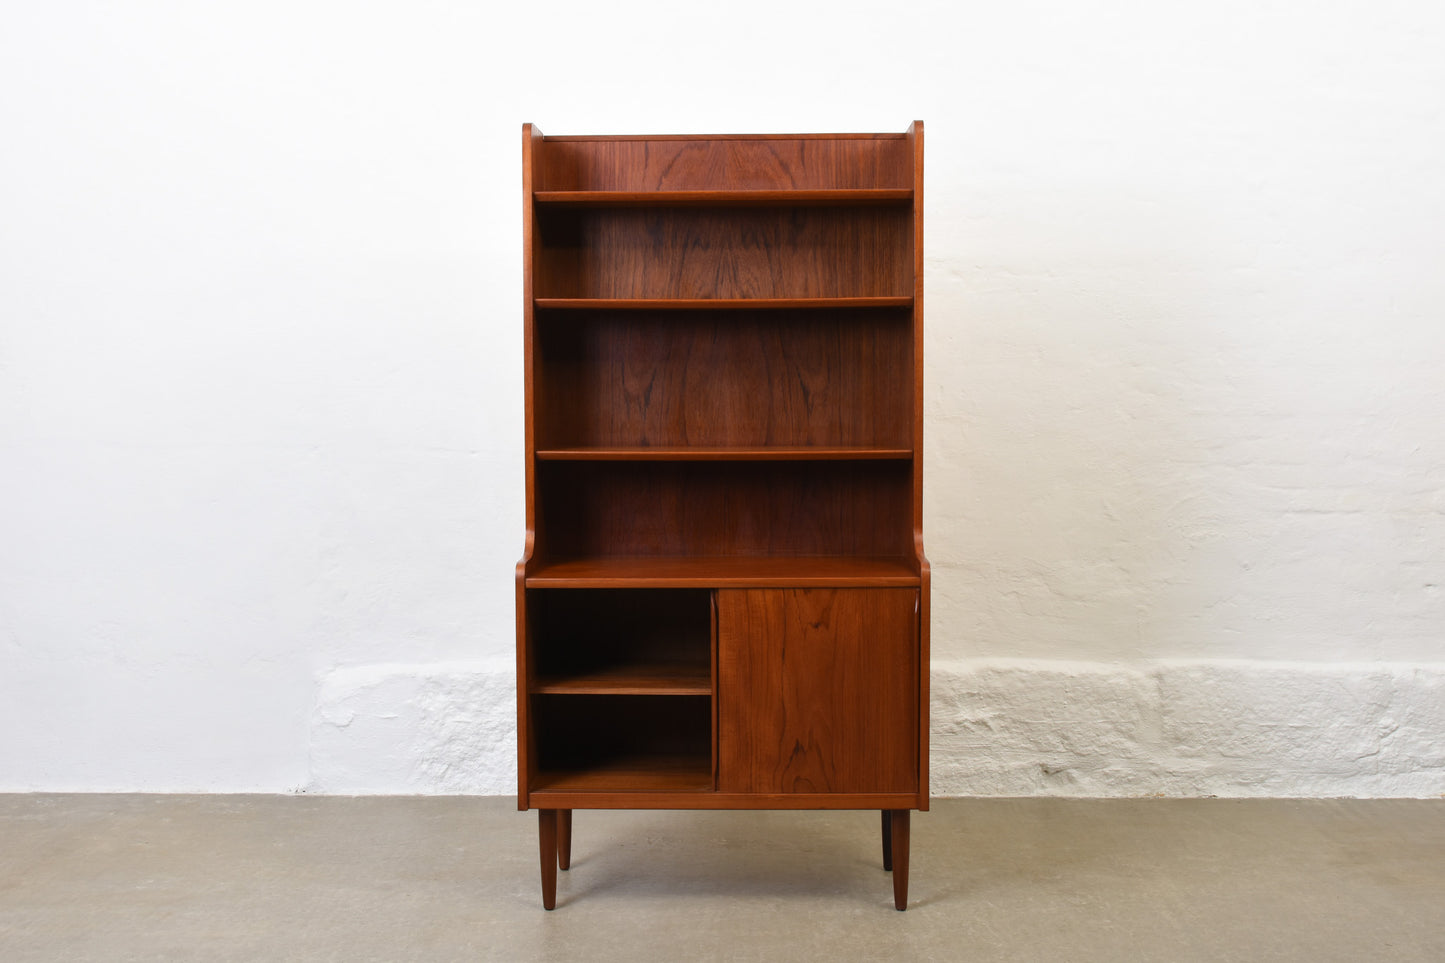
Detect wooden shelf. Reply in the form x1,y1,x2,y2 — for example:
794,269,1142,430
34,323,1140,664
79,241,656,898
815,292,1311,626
536,447,913,462
532,662,711,695
534,189,912,208
527,556,920,588
534,297,913,311
533,754,715,793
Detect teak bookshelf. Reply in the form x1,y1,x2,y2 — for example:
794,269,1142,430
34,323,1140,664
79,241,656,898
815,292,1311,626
516,123,929,910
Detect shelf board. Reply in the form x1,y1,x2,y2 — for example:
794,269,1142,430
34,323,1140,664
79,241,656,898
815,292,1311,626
534,189,912,208
536,447,913,462
533,297,913,311
533,754,714,793
532,663,711,695
527,556,920,588
527,790,922,811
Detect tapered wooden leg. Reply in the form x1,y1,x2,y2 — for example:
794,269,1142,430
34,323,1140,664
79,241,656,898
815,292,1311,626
881,810,893,871
557,810,572,871
538,809,558,910
890,809,911,911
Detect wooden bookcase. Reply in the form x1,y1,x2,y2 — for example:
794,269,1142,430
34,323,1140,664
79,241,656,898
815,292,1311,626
516,124,929,910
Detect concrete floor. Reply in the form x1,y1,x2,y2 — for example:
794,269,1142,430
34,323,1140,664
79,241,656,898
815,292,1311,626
1,796,1442,962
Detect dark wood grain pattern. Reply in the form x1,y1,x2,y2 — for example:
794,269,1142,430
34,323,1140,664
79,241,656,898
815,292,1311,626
538,137,911,191
535,309,912,449
535,208,910,299
717,589,918,794
537,461,911,561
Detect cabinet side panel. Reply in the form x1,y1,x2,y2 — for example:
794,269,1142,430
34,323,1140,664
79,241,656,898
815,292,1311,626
518,123,544,809
907,120,929,808
718,589,918,794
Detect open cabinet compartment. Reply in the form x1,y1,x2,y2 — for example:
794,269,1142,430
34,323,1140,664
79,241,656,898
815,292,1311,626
534,206,912,300
527,588,712,693
535,459,913,563
531,694,714,793
533,307,914,451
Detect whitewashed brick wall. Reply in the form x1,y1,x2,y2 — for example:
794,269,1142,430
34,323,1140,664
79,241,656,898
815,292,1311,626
3,1,1442,794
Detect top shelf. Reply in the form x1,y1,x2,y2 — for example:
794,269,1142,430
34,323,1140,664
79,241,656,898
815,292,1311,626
533,189,912,208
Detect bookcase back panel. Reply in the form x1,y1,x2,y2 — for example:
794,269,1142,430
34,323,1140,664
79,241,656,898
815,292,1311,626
535,310,913,448
535,208,910,299
536,461,912,560
537,137,912,191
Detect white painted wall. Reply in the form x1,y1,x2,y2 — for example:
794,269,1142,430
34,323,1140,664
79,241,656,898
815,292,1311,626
2,1,1442,794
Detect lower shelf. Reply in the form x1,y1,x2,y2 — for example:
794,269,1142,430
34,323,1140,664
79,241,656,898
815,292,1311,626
533,753,715,793
531,661,711,695
532,694,713,794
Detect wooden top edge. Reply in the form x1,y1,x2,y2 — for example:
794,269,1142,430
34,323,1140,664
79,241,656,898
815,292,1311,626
539,133,911,142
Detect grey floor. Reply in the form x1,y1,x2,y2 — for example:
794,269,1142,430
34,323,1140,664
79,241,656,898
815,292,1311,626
1,796,1442,962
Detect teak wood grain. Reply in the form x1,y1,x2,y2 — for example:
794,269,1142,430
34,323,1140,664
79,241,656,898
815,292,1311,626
532,756,714,793
534,207,910,300
537,460,911,561
717,588,918,794
536,137,912,191
517,123,927,909
535,309,912,449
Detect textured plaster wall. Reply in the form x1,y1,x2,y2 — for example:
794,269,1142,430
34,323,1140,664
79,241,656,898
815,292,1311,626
3,1,1443,794
309,660,1445,796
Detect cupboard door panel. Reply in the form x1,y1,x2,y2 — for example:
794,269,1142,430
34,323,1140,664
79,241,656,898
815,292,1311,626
717,588,917,794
